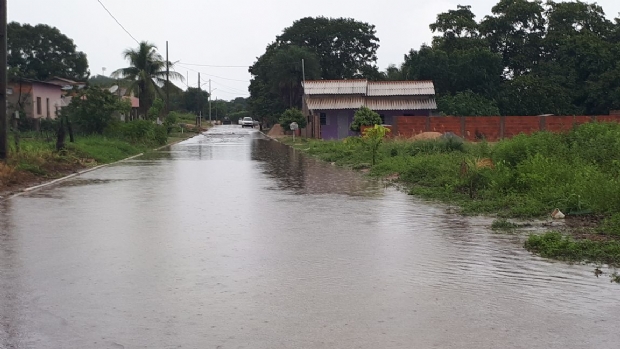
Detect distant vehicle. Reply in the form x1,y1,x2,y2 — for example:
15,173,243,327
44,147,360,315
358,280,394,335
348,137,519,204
222,117,231,125
238,118,243,125
241,117,254,128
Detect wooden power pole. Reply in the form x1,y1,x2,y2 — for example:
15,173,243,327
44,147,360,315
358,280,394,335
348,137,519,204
0,0,8,160
165,41,169,115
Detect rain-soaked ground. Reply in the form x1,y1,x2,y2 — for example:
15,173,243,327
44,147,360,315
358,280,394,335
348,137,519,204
1,125,619,348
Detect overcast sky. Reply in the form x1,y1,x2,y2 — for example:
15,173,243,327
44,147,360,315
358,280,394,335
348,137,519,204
9,0,620,100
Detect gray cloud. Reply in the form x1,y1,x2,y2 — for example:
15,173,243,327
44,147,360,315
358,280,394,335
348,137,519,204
9,0,620,100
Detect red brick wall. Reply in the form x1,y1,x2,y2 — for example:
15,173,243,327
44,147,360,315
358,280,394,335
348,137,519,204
465,117,501,141
393,115,620,141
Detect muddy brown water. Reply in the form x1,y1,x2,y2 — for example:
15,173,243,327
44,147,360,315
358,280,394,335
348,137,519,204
1,125,619,348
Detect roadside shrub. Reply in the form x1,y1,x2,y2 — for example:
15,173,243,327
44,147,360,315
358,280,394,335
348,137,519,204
600,213,620,237
153,125,168,145
407,139,464,155
350,106,381,132
279,108,306,131
566,122,620,170
63,88,131,134
165,112,179,134
400,153,463,188
105,120,167,146
492,132,566,167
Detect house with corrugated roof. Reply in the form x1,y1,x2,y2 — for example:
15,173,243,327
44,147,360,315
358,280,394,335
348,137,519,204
301,80,437,140
7,79,64,119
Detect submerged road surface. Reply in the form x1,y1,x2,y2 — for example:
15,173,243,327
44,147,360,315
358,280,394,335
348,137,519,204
1,125,619,348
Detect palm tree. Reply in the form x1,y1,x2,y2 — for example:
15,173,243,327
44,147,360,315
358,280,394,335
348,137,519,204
112,41,183,117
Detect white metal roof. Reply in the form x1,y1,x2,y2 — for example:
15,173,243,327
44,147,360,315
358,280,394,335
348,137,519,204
367,81,435,96
306,97,437,111
303,80,367,95
303,80,435,96
306,97,366,110
365,98,437,110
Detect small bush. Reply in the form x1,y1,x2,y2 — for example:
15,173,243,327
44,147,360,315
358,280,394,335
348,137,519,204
350,106,381,132
105,120,167,146
279,108,306,131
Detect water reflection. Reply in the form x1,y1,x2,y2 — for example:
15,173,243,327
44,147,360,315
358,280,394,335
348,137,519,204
0,200,20,348
251,139,382,196
1,127,619,348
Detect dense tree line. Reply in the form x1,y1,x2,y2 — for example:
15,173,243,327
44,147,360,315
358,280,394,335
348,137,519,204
402,0,620,116
250,1,620,120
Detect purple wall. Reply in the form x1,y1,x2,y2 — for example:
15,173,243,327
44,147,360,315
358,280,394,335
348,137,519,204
318,109,431,140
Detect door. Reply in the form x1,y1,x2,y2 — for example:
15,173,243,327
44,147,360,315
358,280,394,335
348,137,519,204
337,112,349,139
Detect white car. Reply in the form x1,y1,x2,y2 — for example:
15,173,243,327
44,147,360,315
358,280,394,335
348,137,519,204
241,117,255,128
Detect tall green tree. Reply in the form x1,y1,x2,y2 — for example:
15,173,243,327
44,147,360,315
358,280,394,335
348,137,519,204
438,90,500,116
7,22,89,81
112,41,183,117
275,17,380,79
182,87,210,116
249,44,320,124
479,0,546,78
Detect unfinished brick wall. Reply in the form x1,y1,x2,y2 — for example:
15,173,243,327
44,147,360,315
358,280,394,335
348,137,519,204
393,115,620,141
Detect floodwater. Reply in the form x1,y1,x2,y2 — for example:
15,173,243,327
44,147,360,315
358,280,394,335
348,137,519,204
1,125,619,349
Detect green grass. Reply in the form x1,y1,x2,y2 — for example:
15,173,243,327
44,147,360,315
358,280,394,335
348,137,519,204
525,232,620,266
491,218,519,230
68,136,148,164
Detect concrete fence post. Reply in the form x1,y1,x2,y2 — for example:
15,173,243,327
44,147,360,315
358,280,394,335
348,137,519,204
500,115,505,139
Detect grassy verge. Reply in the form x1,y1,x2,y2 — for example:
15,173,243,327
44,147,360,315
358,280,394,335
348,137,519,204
525,232,620,266
278,123,620,265
1,128,198,196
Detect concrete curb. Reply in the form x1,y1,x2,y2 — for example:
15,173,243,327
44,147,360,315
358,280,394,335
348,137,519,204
2,134,200,201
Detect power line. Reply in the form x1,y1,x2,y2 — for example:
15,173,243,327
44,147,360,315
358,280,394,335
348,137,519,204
179,62,249,68
211,80,248,93
179,60,301,69
176,64,250,82
96,0,139,44
216,89,250,96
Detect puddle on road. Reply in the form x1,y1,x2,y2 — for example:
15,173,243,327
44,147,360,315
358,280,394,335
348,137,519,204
1,125,619,349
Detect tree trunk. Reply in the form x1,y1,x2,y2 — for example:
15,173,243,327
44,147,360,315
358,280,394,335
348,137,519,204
56,119,66,151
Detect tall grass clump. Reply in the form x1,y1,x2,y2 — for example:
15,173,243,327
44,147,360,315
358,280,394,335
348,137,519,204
525,232,620,266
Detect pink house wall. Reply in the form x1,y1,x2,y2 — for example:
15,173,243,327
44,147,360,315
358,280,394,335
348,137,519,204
32,83,63,119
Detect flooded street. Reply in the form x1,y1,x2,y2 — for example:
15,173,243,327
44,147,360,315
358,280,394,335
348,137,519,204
1,125,619,348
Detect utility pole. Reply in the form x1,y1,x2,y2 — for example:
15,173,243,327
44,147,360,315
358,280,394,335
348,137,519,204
165,41,169,115
197,73,201,127
208,79,212,122
0,0,7,160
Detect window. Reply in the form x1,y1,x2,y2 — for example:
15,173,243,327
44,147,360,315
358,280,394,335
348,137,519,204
46,98,50,118
37,97,42,115
320,113,327,125
379,114,386,124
